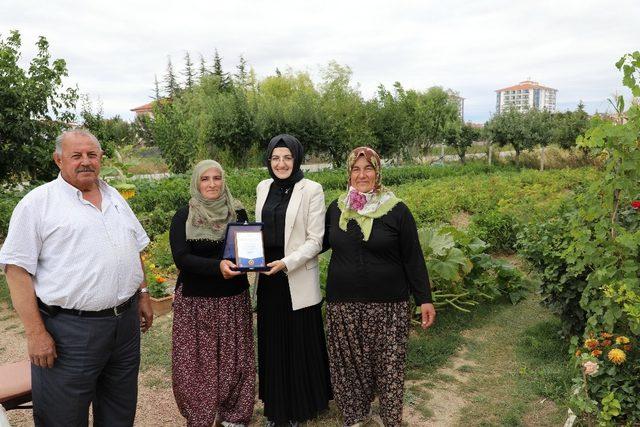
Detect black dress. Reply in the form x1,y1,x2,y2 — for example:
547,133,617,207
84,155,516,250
257,182,332,424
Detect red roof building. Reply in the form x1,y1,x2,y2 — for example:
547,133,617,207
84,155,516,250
495,80,557,114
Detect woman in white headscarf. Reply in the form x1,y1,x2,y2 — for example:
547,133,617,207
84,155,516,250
170,160,254,427
323,147,436,427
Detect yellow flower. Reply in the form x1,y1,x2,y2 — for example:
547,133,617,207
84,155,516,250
615,336,630,345
607,348,626,365
600,332,614,339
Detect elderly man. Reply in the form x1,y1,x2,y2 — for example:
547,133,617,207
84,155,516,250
0,129,153,426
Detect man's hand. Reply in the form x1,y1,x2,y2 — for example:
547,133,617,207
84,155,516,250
138,292,154,333
26,329,57,368
263,260,286,276
420,303,436,330
220,259,242,279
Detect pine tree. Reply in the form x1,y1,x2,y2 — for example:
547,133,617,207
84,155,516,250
212,49,230,91
164,56,179,97
235,55,248,88
153,74,160,100
183,52,195,89
199,54,207,79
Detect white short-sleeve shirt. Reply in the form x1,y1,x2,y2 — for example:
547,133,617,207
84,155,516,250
0,175,150,311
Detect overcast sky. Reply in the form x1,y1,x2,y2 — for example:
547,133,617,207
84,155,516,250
3,0,639,123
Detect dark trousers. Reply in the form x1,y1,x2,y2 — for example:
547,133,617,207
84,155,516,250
32,301,141,427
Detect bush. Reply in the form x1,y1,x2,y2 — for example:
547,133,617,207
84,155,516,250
469,210,518,253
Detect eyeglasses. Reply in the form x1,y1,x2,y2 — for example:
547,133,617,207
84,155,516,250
269,155,294,164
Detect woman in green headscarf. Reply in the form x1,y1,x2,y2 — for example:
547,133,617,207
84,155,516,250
323,147,436,427
169,160,254,427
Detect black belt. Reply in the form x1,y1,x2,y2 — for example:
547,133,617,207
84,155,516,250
37,293,137,318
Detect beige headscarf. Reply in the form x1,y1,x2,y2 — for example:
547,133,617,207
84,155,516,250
186,160,244,241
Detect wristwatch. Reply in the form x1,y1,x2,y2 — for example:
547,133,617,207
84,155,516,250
139,287,150,295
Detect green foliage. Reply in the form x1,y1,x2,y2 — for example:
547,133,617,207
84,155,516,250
80,97,137,157
517,210,589,337
444,122,480,164
0,30,78,181
419,225,530,313
469,210,518,253
145,53,465,170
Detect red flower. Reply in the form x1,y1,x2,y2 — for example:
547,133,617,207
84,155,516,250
632,200,640,210
602,340,613,347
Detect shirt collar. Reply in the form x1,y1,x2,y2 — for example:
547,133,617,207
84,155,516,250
55,174,115,210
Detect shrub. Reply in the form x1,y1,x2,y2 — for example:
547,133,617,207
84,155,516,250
469,210,518,253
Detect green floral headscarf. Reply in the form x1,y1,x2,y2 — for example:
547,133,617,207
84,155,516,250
186,159,244,241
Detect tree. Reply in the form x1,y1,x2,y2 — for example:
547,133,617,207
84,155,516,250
552,102,589,149
183,52,195,89
164,56,179,97
522,108,553,170
0,30,78,181
444,122,480,164
485,108,527,165
80,96,137,157
153,74,161,100
198,54,207,79
212,49,231,91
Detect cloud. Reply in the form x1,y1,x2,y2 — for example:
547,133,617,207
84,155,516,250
2,0,638,122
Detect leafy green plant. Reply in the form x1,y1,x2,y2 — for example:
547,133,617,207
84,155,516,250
418,225,530,314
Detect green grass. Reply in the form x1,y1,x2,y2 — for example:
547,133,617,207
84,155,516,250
140,313,173,387
406,300,508,379
455,297,571,426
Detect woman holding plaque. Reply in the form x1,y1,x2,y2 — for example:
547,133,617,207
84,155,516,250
169,159,255,427
255,134,332,426
323,147,436,427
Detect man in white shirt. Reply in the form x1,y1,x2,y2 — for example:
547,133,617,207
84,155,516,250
0,129,153,426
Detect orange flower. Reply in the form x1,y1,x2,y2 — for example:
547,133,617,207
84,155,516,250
591,349,602,357
600,332,613,339
156,277,166,284
584,339,599,350
623,344,632,351
575,349,582,357
608,349,626,365
602,340,612,347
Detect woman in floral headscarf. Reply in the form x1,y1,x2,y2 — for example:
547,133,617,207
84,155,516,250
323,147,436,427
169,160,254,427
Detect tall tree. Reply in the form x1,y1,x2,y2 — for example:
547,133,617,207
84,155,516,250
0,30,78,181
153,74,160,100
234,55,248,88
199,54,207,79
183,52,195,89
212,49,230,91
164,56,179,97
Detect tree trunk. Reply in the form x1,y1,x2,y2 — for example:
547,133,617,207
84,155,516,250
488,142,493,167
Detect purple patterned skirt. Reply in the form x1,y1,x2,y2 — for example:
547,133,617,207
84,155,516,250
172,287,255,426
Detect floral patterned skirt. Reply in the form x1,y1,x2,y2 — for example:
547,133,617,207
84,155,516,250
172,287,255,426
326,301,410,427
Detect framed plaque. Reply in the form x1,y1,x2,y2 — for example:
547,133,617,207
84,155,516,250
222,222,269,272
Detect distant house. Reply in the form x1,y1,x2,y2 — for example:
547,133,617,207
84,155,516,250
130,102,154,118
495,80,557,113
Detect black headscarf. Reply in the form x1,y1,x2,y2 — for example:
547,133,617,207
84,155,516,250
266,134,305,188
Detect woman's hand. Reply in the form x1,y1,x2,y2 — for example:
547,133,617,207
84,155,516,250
264,260,286,276
220,259,242,279
420,303,436,329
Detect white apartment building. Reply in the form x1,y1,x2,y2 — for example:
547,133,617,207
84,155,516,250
495,80,557,113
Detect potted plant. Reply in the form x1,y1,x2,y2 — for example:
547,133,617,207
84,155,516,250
143,260,174,316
